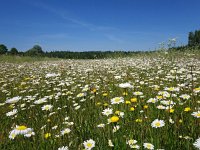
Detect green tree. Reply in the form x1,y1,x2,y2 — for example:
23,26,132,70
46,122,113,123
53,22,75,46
188,30,200,47
10,47,18,55
0,44,8,55
188,32,194,46
26,45,44,56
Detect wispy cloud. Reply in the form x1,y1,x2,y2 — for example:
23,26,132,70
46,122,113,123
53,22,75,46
38,33,69,39
104,34,124,43
21,0,122,42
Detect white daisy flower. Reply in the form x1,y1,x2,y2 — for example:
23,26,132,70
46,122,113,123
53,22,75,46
83,139,95,150
111,97,124,104
191,111,200,118
102,108,113,116
58,146,68,150
41,104,53,111
151,119,165,128
6,96,21,104
143,143,154,149
193,137,200,149
61,128,71,135
119,83,133,88
6,109,18,116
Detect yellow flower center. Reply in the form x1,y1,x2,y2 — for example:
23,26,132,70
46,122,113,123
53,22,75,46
155,122,161,127
168,87,174,91
114,97,121,102
16,125,27,130
147,144,152,148
86,143,92,147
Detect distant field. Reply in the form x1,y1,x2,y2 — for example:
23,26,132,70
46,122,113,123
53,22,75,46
0,55,61,63
0,51,200,149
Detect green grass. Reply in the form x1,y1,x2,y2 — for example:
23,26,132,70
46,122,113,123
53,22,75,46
0,50,200,150
0,55,61,63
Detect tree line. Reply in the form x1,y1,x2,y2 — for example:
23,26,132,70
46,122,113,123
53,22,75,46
0,44,147,59
1,29,199,59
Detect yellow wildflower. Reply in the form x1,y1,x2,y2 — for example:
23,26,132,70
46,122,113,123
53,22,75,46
110,116,119,123
143,105,148,109
130,107,135,111
135,119,142,123
184,107,191,112
131,98,137,103
44,133,51,139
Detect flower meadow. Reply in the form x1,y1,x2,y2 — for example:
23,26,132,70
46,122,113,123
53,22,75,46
0,53,200,150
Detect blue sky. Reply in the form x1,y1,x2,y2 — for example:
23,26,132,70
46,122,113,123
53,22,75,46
0,0,200,51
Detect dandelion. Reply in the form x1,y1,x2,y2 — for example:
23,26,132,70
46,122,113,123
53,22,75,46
143,143,154,149
44,133,51,139
131,98,137,102
184,107,191,112
111,97,124,104
102,108,113,116
151,119,165,128
83,139,95,150
110,116,119,123
191,111,200,118
169,109,174,113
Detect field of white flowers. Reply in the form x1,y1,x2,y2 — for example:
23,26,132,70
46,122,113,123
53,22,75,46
0,52,200,150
